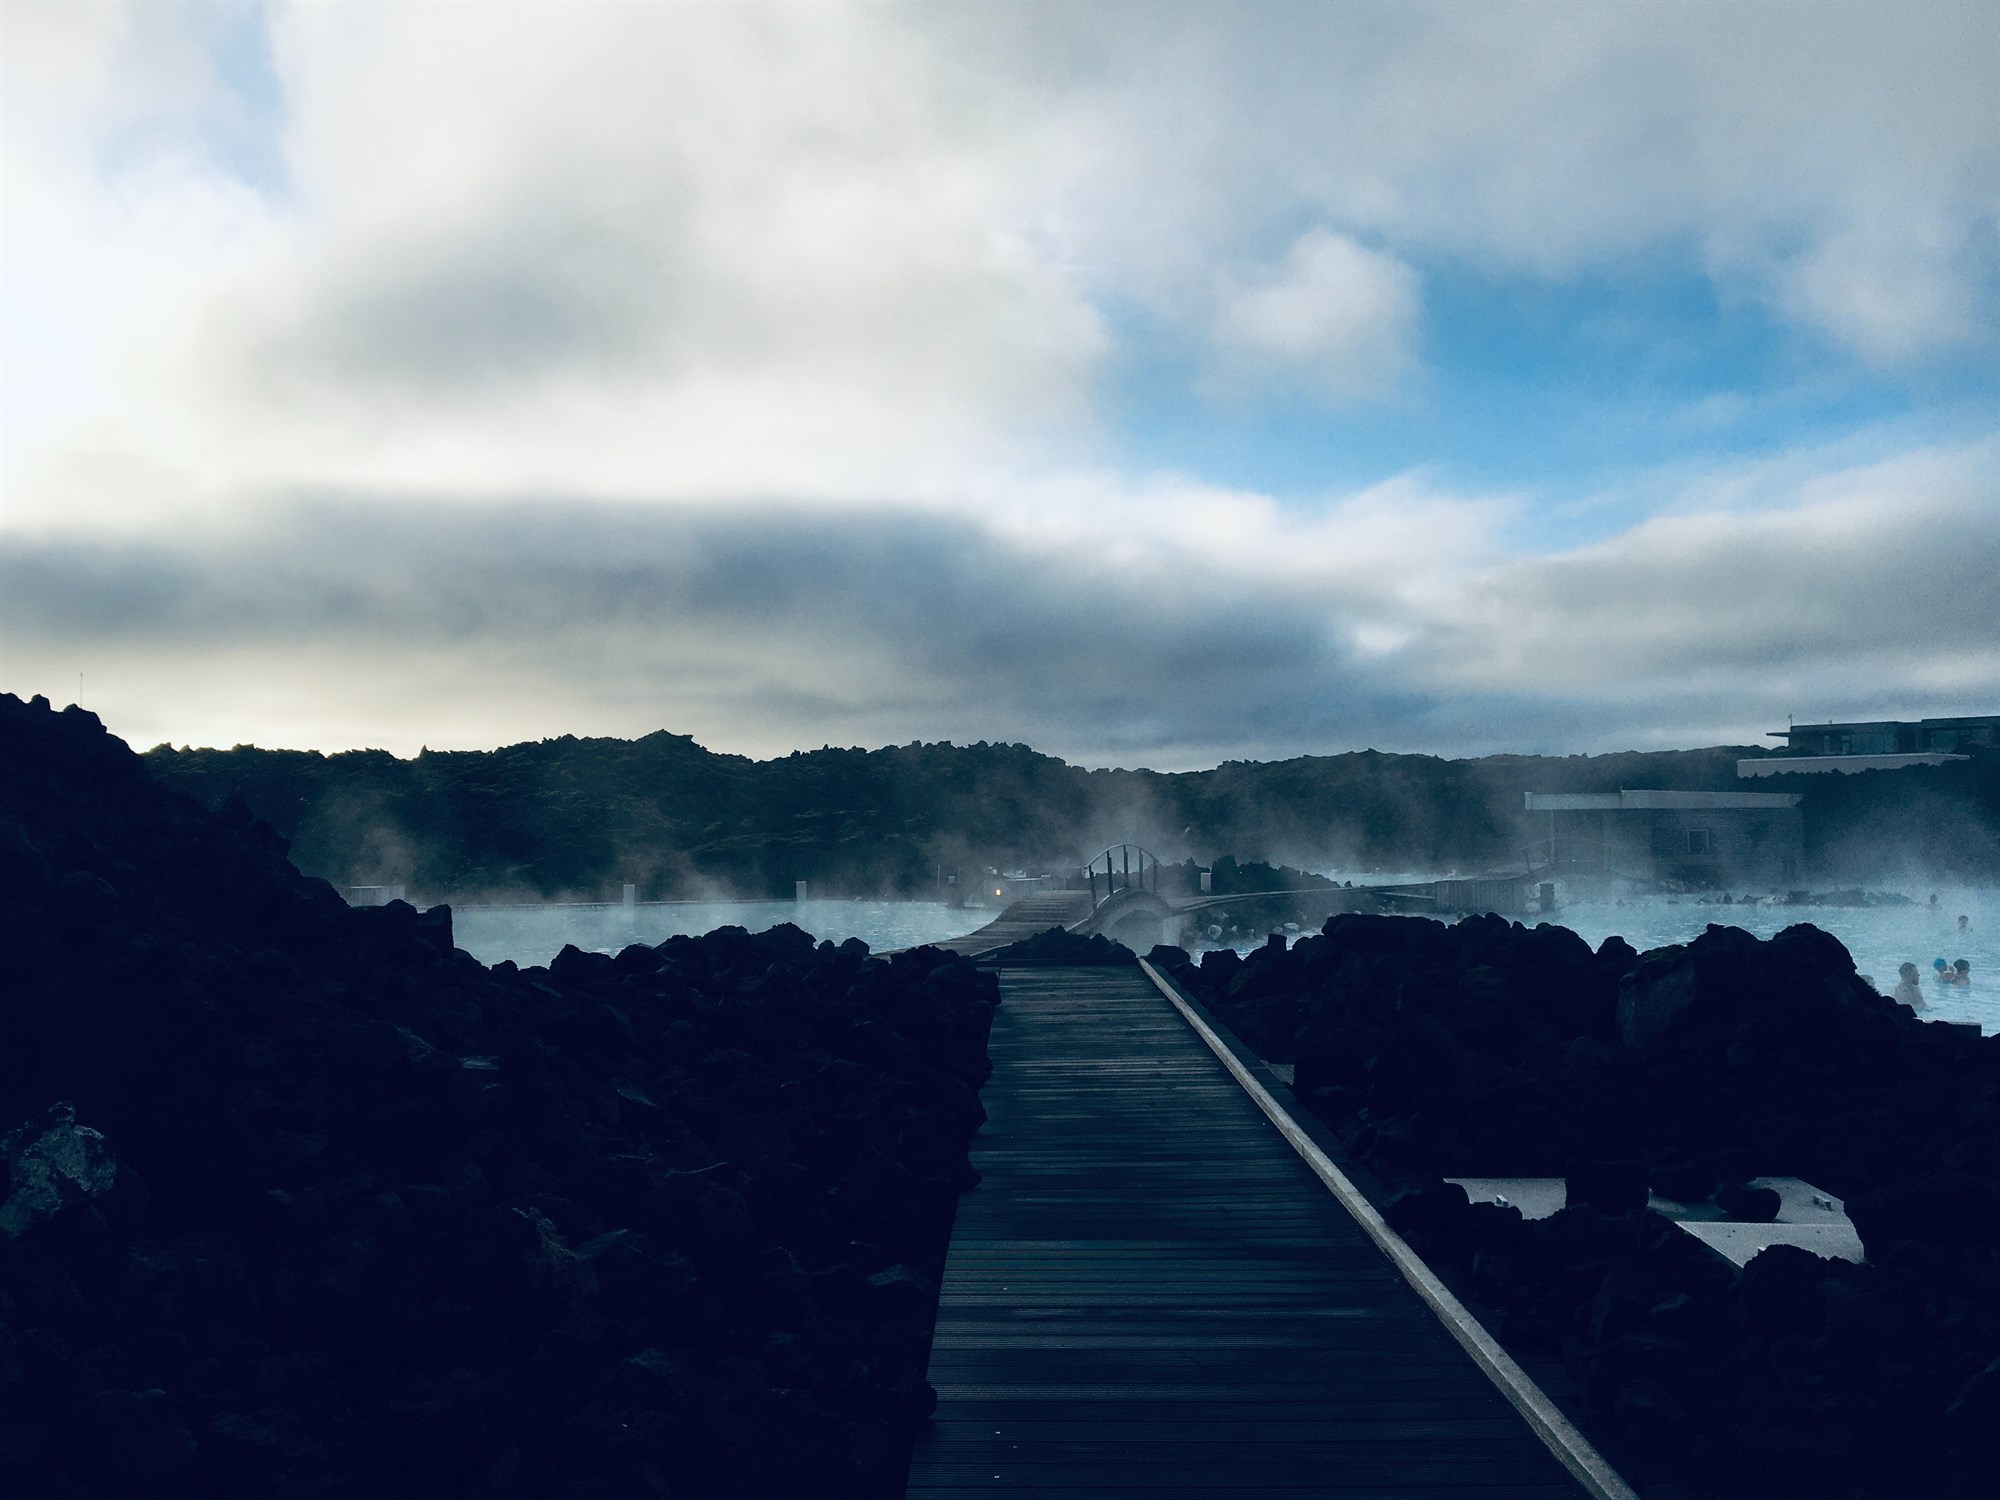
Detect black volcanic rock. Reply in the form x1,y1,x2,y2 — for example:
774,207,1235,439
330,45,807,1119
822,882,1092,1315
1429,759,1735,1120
1846,1172,2000,1255
1714,1180,1782,1224
1566,1160,1649,1214
0,692,998,1499
1170,907,2000,1500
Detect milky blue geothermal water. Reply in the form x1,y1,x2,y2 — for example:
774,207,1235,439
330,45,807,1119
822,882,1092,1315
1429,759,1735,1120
449,888,1996,1036
1212,882,1998,1036
1541,889,1998,1035
451,898,987,968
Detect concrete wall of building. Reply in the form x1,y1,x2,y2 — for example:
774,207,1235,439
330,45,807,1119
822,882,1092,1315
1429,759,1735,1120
1550,807,1802,886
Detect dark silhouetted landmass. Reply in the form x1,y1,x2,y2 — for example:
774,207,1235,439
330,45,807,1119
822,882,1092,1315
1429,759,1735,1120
141,732,1999,901
0,693,996,1498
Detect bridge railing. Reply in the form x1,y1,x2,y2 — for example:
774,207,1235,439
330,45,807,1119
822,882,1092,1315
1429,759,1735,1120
1085,844,1158,906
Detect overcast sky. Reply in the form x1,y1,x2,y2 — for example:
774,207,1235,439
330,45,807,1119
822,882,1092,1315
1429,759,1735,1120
3,0,1996,767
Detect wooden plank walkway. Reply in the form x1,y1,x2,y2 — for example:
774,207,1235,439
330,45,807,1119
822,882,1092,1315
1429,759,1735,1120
904,966,1592,1498
928,893,1096,957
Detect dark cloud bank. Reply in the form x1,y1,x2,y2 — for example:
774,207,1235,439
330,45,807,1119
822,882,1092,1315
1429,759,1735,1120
4,495,1428,761
7,491,1994,765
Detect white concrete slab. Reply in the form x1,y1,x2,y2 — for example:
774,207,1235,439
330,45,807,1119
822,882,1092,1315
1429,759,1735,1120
1446,1177,1569,1219
1675,1220,1866,1267
1443,1175,1862,1266
1750,1176,1849,1223
1669,1176,1863,1265
1448,1184,1696,1224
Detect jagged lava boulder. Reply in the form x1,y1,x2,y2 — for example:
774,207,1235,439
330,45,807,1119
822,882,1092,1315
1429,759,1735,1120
0,693,998,1500
1174,909,2000,1500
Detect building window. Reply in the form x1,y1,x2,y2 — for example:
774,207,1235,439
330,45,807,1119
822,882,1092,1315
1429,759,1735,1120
1687,828,1711,856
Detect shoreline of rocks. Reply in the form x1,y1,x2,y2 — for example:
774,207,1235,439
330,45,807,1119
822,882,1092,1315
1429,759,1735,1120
0,693,997,1499
1152,914,2000,1499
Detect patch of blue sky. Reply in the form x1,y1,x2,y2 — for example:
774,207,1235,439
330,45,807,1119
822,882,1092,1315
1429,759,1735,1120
208,7,285,126
1099,255,1998,554
94,0,289,199
189,0,289,196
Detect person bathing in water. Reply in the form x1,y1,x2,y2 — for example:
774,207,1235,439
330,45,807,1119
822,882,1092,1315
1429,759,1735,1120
1893,962,1928,1010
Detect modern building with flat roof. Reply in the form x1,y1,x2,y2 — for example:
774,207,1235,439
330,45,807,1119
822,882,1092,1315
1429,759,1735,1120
1525,789,1803,887
1739,714,1994,779
1766,715,1998,756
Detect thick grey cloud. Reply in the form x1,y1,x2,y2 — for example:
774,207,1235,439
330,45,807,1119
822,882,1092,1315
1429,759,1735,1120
4,454,1993,765
1427,449,2000,697
1,495,1433,762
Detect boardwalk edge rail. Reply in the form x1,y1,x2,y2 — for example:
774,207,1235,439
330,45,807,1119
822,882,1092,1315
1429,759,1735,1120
1138,956,1642,1500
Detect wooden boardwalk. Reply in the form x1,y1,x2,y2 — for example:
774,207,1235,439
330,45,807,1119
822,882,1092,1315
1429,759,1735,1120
928,893,1096,957
904,966,1593,1498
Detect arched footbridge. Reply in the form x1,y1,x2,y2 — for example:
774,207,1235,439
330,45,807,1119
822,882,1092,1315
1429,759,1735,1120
1069,844,1179,946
